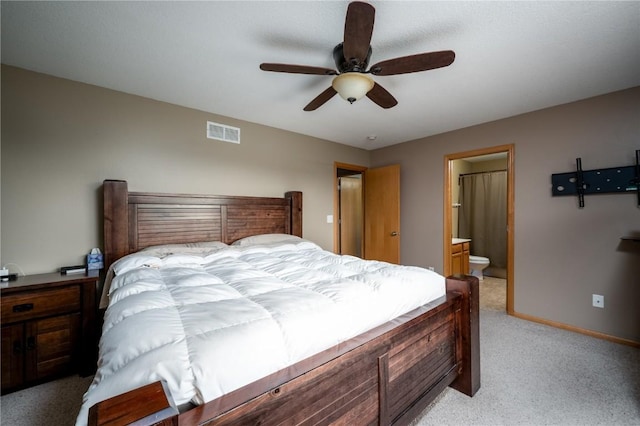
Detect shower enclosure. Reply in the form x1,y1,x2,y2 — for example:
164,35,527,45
458,170,508,276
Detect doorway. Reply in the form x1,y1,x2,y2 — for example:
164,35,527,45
444,144,514,314
333,162,401,263
334,163,367,256
337,169,364,257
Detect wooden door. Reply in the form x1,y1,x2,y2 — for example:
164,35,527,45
1,323,24,390
339,176,363,257
26,313,80,382
364,165,400,263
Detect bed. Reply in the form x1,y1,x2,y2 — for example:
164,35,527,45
83,180,479,426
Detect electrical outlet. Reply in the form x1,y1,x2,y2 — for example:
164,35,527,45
428,266,435,272
592,294,604,308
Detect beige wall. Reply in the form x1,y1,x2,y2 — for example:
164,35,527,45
371,87,640,342
1,66,369,273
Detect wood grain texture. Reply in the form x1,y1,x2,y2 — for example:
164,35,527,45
102,180,302,272
88,381,177,426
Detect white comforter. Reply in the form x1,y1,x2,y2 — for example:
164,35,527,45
76,239,445,425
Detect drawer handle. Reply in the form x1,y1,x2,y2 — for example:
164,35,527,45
12,303,33,313
26,336,37,351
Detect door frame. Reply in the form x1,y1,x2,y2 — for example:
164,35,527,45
334,162,367,254
444,144,515,314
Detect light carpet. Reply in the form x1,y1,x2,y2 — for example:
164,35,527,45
0,374,93,425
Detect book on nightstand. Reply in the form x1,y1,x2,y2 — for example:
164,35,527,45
60,265,87,275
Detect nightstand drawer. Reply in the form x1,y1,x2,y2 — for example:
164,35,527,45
1,286,81,324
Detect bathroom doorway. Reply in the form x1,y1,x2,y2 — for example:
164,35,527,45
444,145,514,314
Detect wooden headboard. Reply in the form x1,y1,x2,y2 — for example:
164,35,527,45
103,180,302,272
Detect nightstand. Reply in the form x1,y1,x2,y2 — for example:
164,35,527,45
1,272,98,394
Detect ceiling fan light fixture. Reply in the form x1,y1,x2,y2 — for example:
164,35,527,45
332,72,374,104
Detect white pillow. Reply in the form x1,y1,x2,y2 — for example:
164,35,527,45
112,254,162,275
140,241,228,256
231,233,304,247
185,241,229,249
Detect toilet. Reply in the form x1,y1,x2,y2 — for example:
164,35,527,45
469,255,490,280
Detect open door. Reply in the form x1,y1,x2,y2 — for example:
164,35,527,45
339,175,363,257
334,163,400,264
364,164,400,263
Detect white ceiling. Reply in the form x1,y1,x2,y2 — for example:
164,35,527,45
2,1,639,150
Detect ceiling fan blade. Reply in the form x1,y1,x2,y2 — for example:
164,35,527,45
343,2,375,64
260,63,337,75
369,50,455,76
366,82,398,109
304,87,338,111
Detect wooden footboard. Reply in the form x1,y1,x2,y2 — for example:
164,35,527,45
88,275,479,426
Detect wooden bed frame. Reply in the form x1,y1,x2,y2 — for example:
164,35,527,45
90,180,479,426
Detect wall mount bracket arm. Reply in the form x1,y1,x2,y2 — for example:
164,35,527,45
551,149,640,208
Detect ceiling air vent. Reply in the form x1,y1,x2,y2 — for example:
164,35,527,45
207,121,240,144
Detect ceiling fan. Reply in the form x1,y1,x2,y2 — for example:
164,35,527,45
260,1,455,111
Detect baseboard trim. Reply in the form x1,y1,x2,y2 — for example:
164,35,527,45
511,311,640,348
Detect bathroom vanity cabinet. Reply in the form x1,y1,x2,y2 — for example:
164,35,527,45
451,239,470,275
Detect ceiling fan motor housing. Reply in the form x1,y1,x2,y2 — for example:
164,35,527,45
333,43,372,73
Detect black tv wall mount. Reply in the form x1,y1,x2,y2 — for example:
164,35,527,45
551,149,640,208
